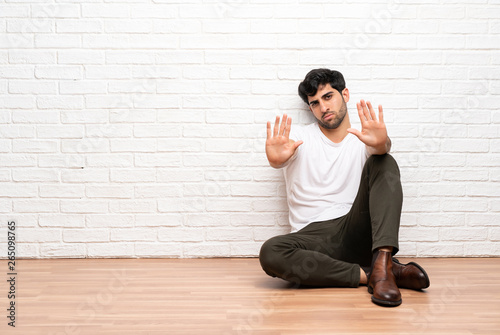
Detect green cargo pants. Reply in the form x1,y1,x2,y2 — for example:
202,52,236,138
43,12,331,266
259,154,403,288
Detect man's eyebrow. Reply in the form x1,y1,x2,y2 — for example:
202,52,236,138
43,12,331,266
308,91,334,105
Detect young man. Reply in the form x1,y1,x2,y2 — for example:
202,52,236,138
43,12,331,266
259,68,429,307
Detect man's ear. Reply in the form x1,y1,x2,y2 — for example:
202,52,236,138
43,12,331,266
342,88,350,103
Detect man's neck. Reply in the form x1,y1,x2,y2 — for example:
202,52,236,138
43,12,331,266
318,114,351,143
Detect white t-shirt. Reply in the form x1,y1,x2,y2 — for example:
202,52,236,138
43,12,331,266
282,123,370,232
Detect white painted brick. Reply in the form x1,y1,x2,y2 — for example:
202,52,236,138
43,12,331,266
419,183,466,197
38,95,84,109
135,184,182,198
9,80,57,94
86,185,133,199
106,51,155,65
81,4,129,18
154,19,202,34
183,153,231,167
12,168,59,182
183,243,231,258
105,20,151,33
0,199,11,212
0,125,34,138
0,139,10,153
464,242,500,256
61,111,108,123
109,107,156,123
0,5,30,18
110,139,157,153
442,169,488,182
110,169,155,182
86,214,134,228
40,214,85,228
466,154,500,167
56,20,103,33
417,242,464,257
109,200,156,213
86,124,132,138
402,197,441,213
442,198,489,212
467,183,500,197
86,154,133,168
441,227,488,242
13,139,57,153
130,5,177,19
38,154,85,168
467,213,500,226
490,228,500,241
62,139,109,153
158,198,205,212
0,183,37,198
400,227,440,242
230,242,262,257
14,200,58,213
158,227,204,242
134,153,181,167
111,228,156,242
9,50,56,64
134,243,181,258
58,50,104,65
185,214,230,227
157,169,204,182
206,227,252,241
31,4,80,18
39,184,85,198
19,229,61,243
35,35,81,49
135,214,182,227
63,229,109,243
0,154,36,167
87,243,135,258
441,139,489,153
60,200,109,214
40,244,86,258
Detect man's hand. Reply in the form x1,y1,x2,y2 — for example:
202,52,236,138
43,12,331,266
347,100,391,155
266,114,303,168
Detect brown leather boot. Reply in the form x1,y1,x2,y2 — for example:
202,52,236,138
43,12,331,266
368,250,402,307
392,258,430,290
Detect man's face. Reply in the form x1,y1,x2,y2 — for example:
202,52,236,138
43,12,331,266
307,83,349,130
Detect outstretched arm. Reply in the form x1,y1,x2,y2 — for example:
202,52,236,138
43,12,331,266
266,114,303,168
347,100,391,155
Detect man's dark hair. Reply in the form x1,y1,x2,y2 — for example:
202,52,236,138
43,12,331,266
298,68,346,104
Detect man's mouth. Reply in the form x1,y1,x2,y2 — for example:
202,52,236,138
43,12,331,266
323,113,334,121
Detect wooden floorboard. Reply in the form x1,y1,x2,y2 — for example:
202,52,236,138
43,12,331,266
1,257,499,335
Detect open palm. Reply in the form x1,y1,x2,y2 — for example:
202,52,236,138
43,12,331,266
266,114,303,168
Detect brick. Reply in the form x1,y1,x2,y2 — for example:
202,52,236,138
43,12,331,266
60,200,109,214
86,214,134,228
109,200,156,213
134,153,181,167
0,154,36,167
158,228,204,242
183,243,230,258
14,200,58,213
111,228,156,242
185,214,230,227
441,227,488,241
134,243,181,257
40,244,86,258
158,198,205,212
62,229,109,243
86,185,133,199
87,243,135,258
86,154,133,168
40,214,85,228
9,50,56,64
18,228,61,243
56,19,103,33
0,183,37,198
110,169,156,182
62,139,109,153
38,125,84,139
135,214,182,227
134,185,182,198
39,185,85,198
82,4,129,18
442,198,489,212
58,50,104,65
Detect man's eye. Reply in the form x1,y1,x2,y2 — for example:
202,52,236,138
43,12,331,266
325,94,332,100
310,102,318,107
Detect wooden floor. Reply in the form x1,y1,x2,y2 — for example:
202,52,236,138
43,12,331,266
1,257,499,335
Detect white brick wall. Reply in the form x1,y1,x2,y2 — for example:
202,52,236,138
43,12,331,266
1,0,499,258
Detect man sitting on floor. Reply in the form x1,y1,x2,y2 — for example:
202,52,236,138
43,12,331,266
259,68,429,307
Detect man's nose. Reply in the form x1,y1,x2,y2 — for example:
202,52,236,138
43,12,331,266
320,101,328,113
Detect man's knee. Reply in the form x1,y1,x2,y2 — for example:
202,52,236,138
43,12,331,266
259,237,279,273
366,153,400,175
